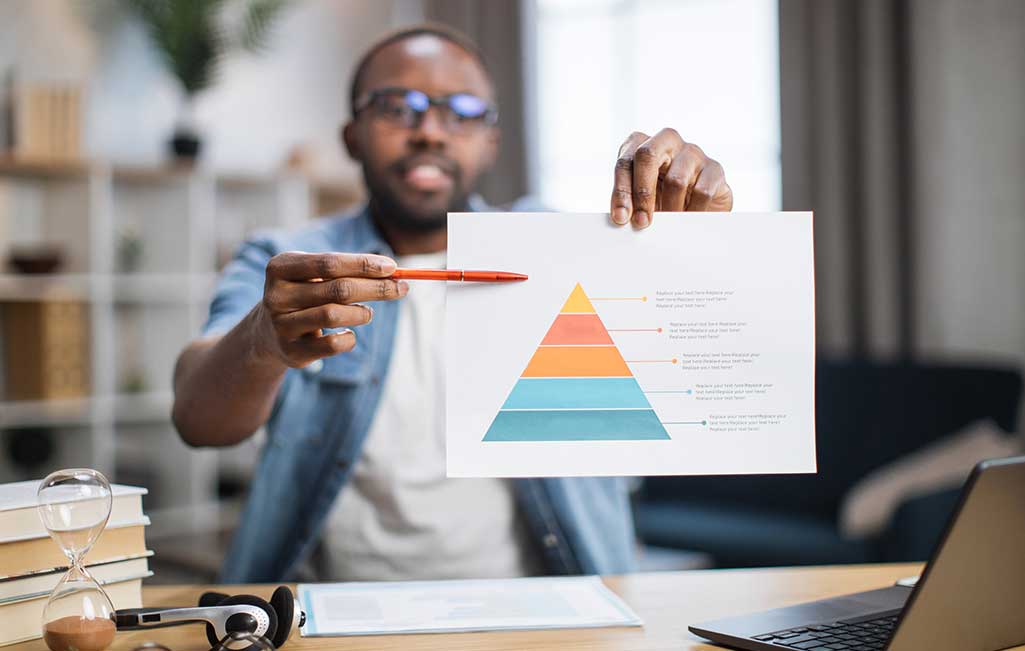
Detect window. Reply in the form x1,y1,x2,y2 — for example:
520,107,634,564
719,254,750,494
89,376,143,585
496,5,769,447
531,0,781,212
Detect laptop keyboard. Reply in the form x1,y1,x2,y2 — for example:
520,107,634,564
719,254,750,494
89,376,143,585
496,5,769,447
751,613,899,649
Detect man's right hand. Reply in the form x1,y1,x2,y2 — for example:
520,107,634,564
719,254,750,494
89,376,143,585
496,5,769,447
255,251,407,368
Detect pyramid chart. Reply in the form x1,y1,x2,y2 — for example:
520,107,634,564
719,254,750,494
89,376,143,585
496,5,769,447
483,283,671,442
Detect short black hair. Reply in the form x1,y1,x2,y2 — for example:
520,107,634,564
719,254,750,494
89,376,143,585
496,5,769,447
348,23,493,114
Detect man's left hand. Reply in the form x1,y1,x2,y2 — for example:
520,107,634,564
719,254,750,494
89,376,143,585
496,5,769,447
611,128,733,229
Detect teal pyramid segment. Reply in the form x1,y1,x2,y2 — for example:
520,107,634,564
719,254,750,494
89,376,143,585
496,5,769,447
502,377,652,410
483,407,670,441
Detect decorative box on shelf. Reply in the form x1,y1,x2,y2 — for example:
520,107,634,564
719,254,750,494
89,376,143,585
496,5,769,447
1,299,91,401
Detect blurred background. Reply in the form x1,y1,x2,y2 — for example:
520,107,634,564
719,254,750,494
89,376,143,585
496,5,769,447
0,0,1022,581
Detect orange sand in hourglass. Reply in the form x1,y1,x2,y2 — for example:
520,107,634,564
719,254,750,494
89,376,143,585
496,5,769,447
44,616,116,651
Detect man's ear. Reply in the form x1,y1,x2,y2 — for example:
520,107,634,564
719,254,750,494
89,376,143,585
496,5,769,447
342,121,362,161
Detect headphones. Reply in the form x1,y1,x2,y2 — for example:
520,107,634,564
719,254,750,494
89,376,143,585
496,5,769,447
115,586,306,650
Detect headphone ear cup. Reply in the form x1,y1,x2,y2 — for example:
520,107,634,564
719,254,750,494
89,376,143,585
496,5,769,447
198,591,230,608
203,594,278,650
269,586,297,647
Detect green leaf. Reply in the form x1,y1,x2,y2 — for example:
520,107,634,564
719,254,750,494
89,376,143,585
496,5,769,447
123,0,289,96
239,0,290,53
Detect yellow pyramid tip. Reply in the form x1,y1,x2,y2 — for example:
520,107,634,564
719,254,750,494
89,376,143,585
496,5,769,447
560,283,595,313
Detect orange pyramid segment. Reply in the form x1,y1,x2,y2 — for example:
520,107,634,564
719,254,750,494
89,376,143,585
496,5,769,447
523,346,632,377
560,283,595,313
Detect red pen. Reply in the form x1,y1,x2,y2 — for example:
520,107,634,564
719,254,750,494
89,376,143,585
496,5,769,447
390,268,528,282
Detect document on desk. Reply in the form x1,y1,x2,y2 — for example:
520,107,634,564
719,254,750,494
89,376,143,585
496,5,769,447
297,576,642,636
446,211,816,477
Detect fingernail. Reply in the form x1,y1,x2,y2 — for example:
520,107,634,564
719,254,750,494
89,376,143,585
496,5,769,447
378,256,397,273
397,280,409,295
634,210,650,228
612,208,630,225
365,305,374,322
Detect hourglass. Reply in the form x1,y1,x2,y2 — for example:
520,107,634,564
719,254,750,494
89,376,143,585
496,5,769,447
37,469,117,651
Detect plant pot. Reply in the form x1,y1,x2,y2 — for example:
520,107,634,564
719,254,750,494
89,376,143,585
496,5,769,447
169,128,202,160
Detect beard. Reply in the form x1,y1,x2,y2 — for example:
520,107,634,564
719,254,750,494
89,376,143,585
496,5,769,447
362,155,472,233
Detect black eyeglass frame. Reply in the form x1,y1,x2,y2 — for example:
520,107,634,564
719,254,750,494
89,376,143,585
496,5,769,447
352,86,499,130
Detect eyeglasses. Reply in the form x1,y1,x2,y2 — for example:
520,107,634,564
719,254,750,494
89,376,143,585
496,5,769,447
353,87,498,133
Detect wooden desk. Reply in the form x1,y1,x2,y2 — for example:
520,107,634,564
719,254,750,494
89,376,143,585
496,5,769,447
16,563,1020,650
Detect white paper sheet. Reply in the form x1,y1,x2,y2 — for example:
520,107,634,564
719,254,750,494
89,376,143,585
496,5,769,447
297,576,642,636
446,211,816,477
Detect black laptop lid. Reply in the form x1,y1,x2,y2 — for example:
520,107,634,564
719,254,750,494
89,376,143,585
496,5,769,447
889,455,1025,651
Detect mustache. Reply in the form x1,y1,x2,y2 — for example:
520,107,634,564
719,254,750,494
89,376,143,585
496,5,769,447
390,153,460,178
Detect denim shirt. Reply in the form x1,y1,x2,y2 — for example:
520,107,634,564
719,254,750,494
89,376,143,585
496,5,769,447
203,200,636,583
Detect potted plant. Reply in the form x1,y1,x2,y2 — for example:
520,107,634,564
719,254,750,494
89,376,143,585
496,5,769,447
125,0,290,161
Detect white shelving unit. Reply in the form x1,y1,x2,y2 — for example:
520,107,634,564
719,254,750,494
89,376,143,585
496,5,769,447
0,158,334,534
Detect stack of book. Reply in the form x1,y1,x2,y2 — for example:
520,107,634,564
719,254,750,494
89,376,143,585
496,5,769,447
0,480,152,646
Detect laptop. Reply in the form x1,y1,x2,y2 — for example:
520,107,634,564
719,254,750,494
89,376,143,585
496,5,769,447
690,455,1025,651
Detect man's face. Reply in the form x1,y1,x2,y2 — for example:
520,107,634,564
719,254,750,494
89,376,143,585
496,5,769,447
344,35,499,232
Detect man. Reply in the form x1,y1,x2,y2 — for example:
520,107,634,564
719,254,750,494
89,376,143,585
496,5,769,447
173,24,732,583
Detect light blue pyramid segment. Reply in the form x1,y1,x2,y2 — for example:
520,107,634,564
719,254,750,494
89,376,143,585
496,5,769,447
483,409,670,441
502,377,651,410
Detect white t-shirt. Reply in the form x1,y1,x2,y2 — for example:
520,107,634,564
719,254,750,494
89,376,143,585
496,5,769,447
322,251,537,581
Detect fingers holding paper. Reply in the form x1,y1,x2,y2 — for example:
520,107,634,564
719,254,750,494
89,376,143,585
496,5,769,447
610,128,733,229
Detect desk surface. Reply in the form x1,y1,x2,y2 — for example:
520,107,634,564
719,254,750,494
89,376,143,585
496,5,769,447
17,563,1018,650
